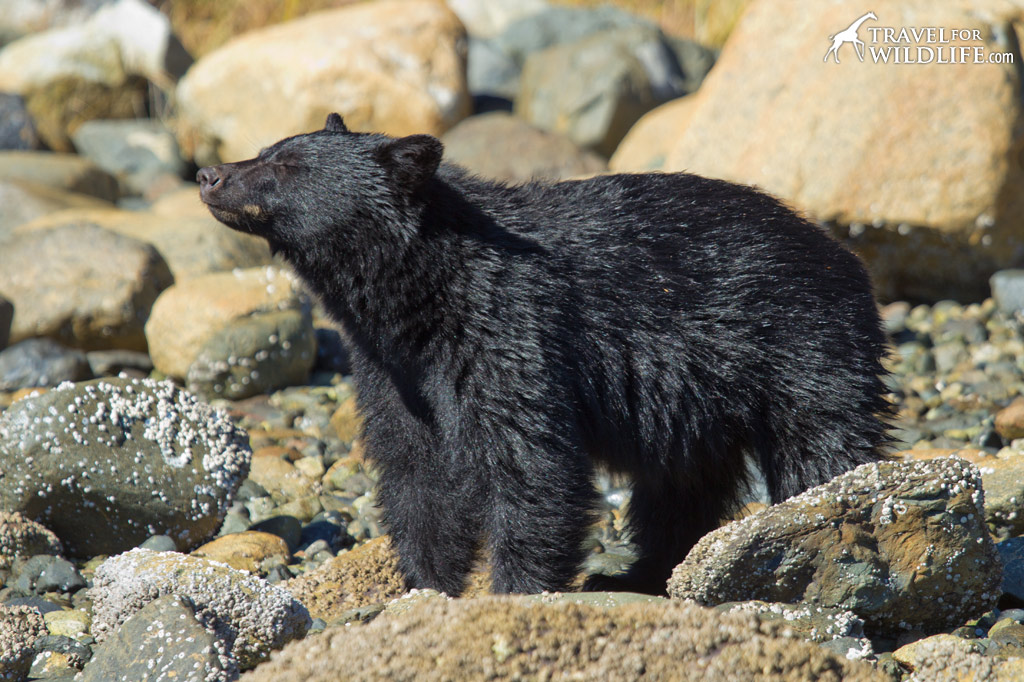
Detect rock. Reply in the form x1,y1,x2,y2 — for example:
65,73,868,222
248,516,303,552
70,119,187,196
285,536,406,622
0,511,62,571
609,96,697,172
146,267,314,399
894,633,983,671
0,0,114,45
466,37,521,103
0,151,118,201
78,594,236,682
445,0,549,38
999,537,1024,604
248,455,318,504
667,457,1002,634
85,349,153,377
0,377,251,556
0,339,92,392
0,93,39,150
91,548,311,670
34,557,87,593
240,596,884,682
192,531,291,574
0,295,12,350
0,179,112,232
441,112,607,182
995,399,1024,443
0,0,192,151
0,223,172,351
175,0,470,165
896,633,1024,681
15,208,272,281
0,604,46,682
138,534,177,552
312,327,350,375
654,0,1024,302
328,396,362,443
991,270,1024,315
908,448,1024,538
717,601,868,647
42,610,91,640
148,183,209,217
516,24,689,156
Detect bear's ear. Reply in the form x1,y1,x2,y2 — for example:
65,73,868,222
379,135,443,190
324,113,348,133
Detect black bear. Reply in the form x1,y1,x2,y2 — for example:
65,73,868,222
198,114,890,596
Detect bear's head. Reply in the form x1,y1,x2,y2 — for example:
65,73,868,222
197,113,444,254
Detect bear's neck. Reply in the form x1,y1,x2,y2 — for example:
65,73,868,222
282,187,479,365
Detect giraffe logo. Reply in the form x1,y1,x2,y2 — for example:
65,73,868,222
824,12,878,63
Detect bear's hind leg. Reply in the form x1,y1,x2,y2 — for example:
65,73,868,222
486,446,599,594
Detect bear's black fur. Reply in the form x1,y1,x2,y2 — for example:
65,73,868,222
198,113,891,595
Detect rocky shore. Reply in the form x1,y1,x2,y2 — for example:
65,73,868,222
1,0,1023,680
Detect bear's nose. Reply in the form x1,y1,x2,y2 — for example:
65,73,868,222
197,166,222,192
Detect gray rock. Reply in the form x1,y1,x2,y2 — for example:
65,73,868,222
446,0,549,38
0,223,173,351
516,25,689,156
185,308,316,400
137,534,177,552
35,557,87,593
442,112,607,183
0,377,251,556
664,37,718,95
0,92,39,150
0,604,46,682
668,457,1002,635
715,601,867,646
991,269,1024,315
0,338,92,392
91,549,311,671
0,295,11,350
466,36,520,101
78,594,236,682
0,151,119,201
998,536,1024,604
71,119,187,197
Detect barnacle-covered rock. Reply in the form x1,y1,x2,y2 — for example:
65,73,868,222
668,457,1002,634
0,377,251,556
91,548,311,671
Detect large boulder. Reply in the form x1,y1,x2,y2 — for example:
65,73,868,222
14,208,271,281
441,112,607,182
0,222,173,351
0,0,192,151
0,180,112,232
0,377,251,556
175,0,471,165
0,151,119,202
667,457,1002,634
240,596,884,682
613,0,1024,301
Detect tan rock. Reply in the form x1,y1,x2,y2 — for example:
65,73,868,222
329,396,363,443
609,95,697,173
192,531,291,574
694,0,754,48
175,0,471,164
0,180,112,232
14,208,271,281
0,222,173,351
241,596,885,682
249,454,318,502
995,397,1024,441
149,183,211,217
644,0,1024,301
285,536,406,622
145,266,305,378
